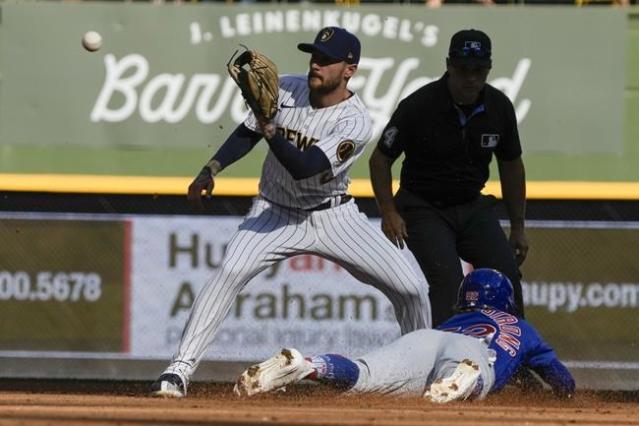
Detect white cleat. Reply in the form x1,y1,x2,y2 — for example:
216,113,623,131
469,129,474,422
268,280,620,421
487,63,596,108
150,373,188,398
234,348,314,397
424,359,481,403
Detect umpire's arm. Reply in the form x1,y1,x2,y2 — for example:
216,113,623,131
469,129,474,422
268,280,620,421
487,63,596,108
498,157,528,265
370,147,408,249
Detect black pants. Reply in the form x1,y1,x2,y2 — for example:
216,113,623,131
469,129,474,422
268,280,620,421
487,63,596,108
396,188,524,327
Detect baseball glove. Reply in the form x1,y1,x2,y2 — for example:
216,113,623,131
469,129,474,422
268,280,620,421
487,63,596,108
227,49,279,121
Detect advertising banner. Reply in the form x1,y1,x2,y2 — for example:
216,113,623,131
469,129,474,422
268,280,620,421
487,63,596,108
130,217,639,364
520,223,639,363
0,3,630,182
0,215,128,352
1,212,637,386
130,216,410,361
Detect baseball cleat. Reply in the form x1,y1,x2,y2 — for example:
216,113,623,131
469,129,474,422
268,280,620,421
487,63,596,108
233,348,314,397
150,373,187,398
424,359,481,403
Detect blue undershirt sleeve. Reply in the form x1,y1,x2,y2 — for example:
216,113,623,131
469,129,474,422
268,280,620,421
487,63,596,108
265,132,331,180
532,359,575,398
212,124,262,169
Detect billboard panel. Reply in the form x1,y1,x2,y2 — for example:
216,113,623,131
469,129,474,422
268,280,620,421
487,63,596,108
0,212,637,389
0,4,630,181
0,217,128,352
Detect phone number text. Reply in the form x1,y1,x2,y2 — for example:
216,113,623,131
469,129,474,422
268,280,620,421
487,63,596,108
0,271,103,302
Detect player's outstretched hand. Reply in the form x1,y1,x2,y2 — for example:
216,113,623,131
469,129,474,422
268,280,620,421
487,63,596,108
187,166,214,211
381,209,408,249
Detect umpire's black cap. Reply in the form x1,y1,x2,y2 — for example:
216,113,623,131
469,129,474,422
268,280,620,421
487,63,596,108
448,29,492,68
298,27,361,65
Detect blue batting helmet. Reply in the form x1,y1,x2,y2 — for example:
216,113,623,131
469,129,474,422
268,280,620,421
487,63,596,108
456,268,517,315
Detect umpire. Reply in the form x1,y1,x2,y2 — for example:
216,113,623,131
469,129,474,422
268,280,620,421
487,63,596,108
370,29,528,326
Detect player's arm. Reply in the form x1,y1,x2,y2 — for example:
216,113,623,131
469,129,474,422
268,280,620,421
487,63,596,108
370,106,407,248
260,123,331,180
187,124,262,210
525,328,576,398
532,359,575,399
242,76,330,181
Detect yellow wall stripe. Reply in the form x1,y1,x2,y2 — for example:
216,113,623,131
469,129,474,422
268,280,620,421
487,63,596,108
1,174,638,200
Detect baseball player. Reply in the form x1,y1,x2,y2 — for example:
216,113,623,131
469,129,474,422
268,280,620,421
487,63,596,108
151,27,431,398
235,269,575,403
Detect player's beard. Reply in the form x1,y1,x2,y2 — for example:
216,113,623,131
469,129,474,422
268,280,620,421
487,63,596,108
308,71,342,95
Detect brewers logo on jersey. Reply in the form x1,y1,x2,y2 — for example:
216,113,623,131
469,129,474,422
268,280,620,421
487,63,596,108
336,140,356,162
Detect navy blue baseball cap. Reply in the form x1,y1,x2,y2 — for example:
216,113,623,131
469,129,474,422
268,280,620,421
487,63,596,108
298,27,361,65
448,29,492,68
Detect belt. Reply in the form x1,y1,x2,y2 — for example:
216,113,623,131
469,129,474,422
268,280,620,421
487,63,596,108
427,193,479,208
402,188,479,209
305,195,352,212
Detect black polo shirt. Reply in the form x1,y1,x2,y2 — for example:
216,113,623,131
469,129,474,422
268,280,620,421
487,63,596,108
377,73,522,206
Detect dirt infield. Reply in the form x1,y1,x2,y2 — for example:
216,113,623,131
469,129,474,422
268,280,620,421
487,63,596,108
0,380,638,426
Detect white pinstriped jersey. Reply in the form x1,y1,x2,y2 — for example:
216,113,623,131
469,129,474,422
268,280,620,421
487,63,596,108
244,75,373,210
160,74,431,384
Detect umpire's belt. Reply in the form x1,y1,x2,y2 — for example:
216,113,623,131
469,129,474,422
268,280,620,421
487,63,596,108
305,195,352,212
402,188,479,209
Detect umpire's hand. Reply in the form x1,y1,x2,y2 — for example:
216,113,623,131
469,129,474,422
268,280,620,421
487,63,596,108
381,209,408,249
187,166,214,211
509,228,529,265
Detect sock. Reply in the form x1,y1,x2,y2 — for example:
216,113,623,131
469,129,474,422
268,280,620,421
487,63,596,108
306,354,359,390
166,360,192,381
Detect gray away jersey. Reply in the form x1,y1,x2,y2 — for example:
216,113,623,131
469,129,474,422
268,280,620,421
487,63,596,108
244,75,373,209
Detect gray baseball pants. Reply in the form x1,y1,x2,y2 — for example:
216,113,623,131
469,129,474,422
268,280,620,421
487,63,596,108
350,329,495,399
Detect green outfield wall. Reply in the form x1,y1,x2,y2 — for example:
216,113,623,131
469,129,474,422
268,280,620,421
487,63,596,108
0,3,637,189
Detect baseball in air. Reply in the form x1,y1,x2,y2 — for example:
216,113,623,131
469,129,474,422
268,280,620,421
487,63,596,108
82,31,102,52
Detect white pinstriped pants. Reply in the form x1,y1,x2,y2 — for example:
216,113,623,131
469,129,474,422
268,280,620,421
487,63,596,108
166,197,431,379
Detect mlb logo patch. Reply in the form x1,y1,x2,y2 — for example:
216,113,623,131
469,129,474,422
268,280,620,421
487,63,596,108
481,134,500,148
466,291,480,302
465,41,482,50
